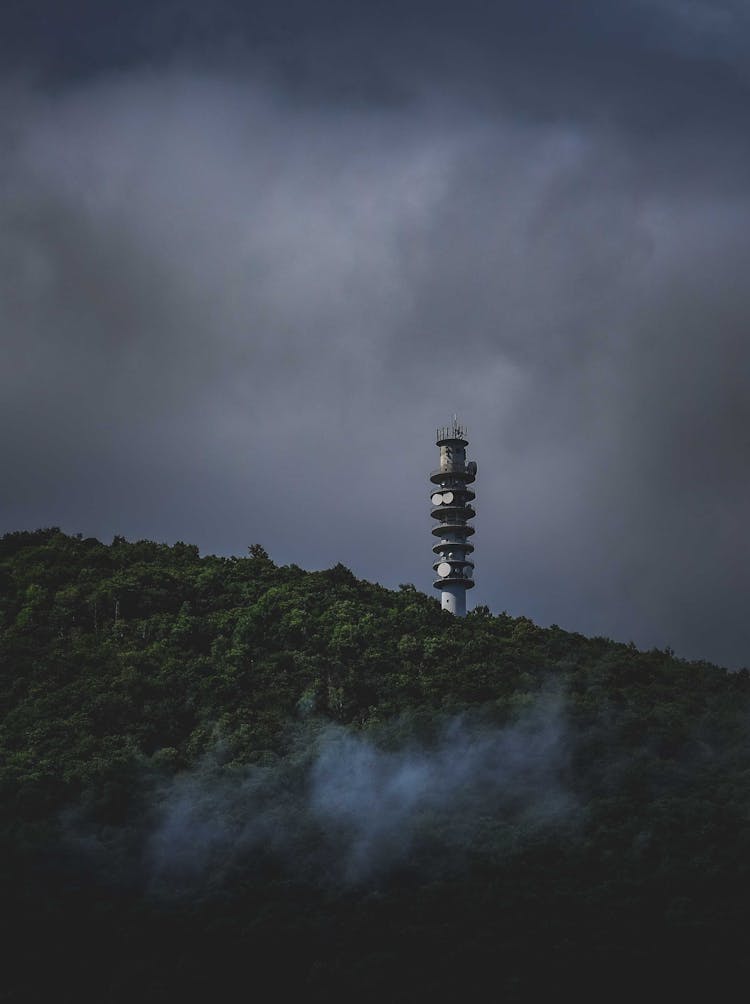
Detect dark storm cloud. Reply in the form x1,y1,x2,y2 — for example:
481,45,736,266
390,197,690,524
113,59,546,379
6,2,750,136
3,1,750,666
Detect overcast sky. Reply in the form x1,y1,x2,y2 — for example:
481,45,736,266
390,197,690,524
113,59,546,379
3,1,750,666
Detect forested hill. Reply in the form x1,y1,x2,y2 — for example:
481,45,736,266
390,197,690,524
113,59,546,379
3,528,750,1002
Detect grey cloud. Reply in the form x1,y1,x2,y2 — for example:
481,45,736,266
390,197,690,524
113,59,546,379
6,2,750,143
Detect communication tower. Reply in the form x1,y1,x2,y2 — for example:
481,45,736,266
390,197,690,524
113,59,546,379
430,417,477,616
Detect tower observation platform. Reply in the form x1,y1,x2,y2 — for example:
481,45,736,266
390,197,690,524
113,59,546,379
430,418,477,616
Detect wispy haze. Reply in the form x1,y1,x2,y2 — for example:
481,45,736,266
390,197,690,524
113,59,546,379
3,1,750,665
64,699,572,890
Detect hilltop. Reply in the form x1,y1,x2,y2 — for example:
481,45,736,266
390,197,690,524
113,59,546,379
2,528,750,1001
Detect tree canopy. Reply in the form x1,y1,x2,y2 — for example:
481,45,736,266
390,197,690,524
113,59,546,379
2,528,750,1001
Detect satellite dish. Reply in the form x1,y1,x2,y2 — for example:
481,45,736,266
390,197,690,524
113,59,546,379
442,491,454,505
431,493,444,506
467,461,477,477
437,561,452,578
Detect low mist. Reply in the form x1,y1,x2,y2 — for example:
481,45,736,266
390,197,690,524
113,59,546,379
65,694,573,893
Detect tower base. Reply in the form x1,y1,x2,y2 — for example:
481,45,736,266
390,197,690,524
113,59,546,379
441,584,467,616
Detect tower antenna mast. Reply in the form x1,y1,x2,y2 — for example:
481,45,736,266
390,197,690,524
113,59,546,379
430,418,477,616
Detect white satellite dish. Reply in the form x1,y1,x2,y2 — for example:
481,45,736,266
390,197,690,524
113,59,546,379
437,561,452,577
442,491,454,505
431,493,444,506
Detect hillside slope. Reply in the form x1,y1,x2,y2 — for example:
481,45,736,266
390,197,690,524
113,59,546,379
2,529,750,1001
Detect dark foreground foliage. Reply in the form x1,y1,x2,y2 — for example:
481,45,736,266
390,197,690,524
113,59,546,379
2,528,750,1002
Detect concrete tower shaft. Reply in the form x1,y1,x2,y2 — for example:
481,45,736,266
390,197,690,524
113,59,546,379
430,419,477,616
